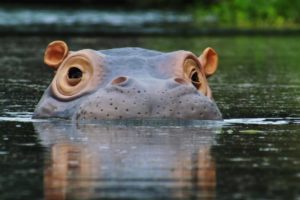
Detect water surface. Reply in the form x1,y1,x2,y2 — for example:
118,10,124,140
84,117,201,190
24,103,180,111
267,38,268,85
0,7,192,35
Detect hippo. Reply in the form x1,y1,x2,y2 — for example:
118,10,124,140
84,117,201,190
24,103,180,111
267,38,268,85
33,41,222,121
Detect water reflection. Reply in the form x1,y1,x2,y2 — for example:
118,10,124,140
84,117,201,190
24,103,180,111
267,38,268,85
34,121,220,199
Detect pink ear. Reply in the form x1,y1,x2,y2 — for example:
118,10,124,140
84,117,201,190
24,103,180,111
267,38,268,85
199,47,218,77
44,40,69,69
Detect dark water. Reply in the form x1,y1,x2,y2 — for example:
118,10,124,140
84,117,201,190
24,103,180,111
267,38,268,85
0,35,300,200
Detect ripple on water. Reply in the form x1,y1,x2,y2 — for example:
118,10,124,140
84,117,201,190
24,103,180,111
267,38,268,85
0,112,299,127
0,112,41,122
0,151,8,155
224,118,300,125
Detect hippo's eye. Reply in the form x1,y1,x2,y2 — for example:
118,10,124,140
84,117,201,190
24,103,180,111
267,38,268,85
190,69,201,89
52,56,97,100
68,67,82,79
67,67,82,86
183,58,202,89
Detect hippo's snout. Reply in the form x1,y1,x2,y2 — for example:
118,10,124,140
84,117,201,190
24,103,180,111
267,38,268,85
74,77,222,120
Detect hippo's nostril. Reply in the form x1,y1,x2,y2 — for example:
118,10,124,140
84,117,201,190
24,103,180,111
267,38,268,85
174,78,188,85
111,76,128,86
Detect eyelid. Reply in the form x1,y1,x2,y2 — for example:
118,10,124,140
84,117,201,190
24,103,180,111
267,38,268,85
51,55,95,100
183,57,206,91
183,58,200,78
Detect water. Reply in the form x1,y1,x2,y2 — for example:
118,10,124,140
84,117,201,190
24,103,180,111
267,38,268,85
0,8,191,26
0,34,300,199
0,7,192,35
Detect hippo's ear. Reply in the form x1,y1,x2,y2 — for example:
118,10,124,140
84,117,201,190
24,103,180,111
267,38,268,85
44,40,69,69
199,47,218,78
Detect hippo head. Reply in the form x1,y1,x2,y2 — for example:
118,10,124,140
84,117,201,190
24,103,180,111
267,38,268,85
33,41,222,121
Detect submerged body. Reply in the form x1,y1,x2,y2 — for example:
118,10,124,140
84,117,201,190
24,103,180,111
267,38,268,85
33,41,222,120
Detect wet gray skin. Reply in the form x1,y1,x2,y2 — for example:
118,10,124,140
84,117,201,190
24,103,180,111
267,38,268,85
33,41,222,121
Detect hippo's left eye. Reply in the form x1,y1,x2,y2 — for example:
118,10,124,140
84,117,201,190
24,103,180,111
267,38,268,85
183,58,202,89
67,67,83,86
190,69,201,88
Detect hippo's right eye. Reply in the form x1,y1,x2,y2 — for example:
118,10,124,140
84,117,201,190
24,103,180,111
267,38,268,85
68,67,82,79
51,56,97,100
67,67,83,86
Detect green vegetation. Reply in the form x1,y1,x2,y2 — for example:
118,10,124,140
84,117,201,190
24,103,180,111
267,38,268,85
191,0,300,28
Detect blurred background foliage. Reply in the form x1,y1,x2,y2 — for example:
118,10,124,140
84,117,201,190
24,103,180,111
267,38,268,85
191,0,300,28
1,0,300,29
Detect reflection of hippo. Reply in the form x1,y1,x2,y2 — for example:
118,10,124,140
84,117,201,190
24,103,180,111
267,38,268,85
33,41,222,120
34,121,218,199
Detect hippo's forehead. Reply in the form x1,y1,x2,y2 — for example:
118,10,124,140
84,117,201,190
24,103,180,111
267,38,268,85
99,47,163,57
97,47,199,80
